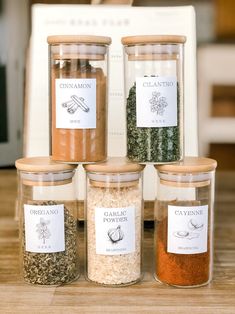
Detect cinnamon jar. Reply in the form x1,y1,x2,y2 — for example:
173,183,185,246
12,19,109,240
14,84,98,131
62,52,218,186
48,35,111,163
154,157,217,287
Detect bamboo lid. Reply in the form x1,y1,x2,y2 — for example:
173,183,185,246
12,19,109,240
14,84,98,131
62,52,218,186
15,157,77,172
83,157,145,173
47,35,112,45
121,35,186,45
155,157,217,173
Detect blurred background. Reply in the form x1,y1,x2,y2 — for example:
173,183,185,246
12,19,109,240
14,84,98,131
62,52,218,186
0,0,235,170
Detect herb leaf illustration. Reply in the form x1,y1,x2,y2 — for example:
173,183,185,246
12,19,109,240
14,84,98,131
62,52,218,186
36,218,51,244
149,91,168,116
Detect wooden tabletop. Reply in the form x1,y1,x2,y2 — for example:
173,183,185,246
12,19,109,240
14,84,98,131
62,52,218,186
0,169,235,313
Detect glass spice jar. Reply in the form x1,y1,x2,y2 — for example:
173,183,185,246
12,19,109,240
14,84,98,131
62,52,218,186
154,157,217,287
47,35,111,163
15,157,79,285
83,157,145,286
121,35,186,164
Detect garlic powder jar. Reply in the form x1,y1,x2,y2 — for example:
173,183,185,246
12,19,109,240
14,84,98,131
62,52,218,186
83,158,145,286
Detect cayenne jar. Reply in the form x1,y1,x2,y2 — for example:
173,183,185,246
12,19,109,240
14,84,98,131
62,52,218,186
48,35,111,163
83,157,145,286
154,157,217,287
15,157,79,285
121,35,186,164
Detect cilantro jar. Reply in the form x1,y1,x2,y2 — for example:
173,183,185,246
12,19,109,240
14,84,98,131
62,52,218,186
15,157,79,285
48,35,111,163
83,157,145,286
121,35,186,164
154,157,217,287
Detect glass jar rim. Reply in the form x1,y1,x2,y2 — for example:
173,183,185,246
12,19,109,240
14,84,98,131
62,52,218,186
20,170,75,186
87,172,141,183
158,171,212,187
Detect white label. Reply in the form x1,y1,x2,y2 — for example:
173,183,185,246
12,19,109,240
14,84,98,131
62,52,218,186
167,205,208,254
95,206,135,255
24,204,65,253
136,76,177,128
56,78,96,129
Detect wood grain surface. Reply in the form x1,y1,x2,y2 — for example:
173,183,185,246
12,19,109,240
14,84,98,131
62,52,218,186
0,169,235,313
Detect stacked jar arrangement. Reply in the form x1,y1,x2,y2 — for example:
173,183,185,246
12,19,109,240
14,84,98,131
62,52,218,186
15,35,217,288
16,35,112,286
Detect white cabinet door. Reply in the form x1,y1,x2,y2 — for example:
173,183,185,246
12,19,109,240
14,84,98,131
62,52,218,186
0,0,29,166
0,61,22,166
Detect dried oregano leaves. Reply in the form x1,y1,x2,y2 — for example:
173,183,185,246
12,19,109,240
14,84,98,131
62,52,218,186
22,201,79,285
126,82,181,163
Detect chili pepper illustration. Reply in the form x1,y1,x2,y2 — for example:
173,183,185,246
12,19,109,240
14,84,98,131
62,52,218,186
188,219,204,231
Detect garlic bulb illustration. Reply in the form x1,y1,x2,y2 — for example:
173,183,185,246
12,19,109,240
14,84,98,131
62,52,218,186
108,225,124,243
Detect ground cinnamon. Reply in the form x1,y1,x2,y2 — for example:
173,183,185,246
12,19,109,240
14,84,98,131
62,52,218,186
155,201,210,287
51,59,107,163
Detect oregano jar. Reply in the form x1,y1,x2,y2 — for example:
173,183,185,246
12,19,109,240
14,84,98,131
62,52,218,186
83,157,145,286
15,157,79,285
121,35,186,164
154,157,217,287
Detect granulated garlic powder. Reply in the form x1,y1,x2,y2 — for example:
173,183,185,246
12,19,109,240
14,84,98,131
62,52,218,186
86,183,142,286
